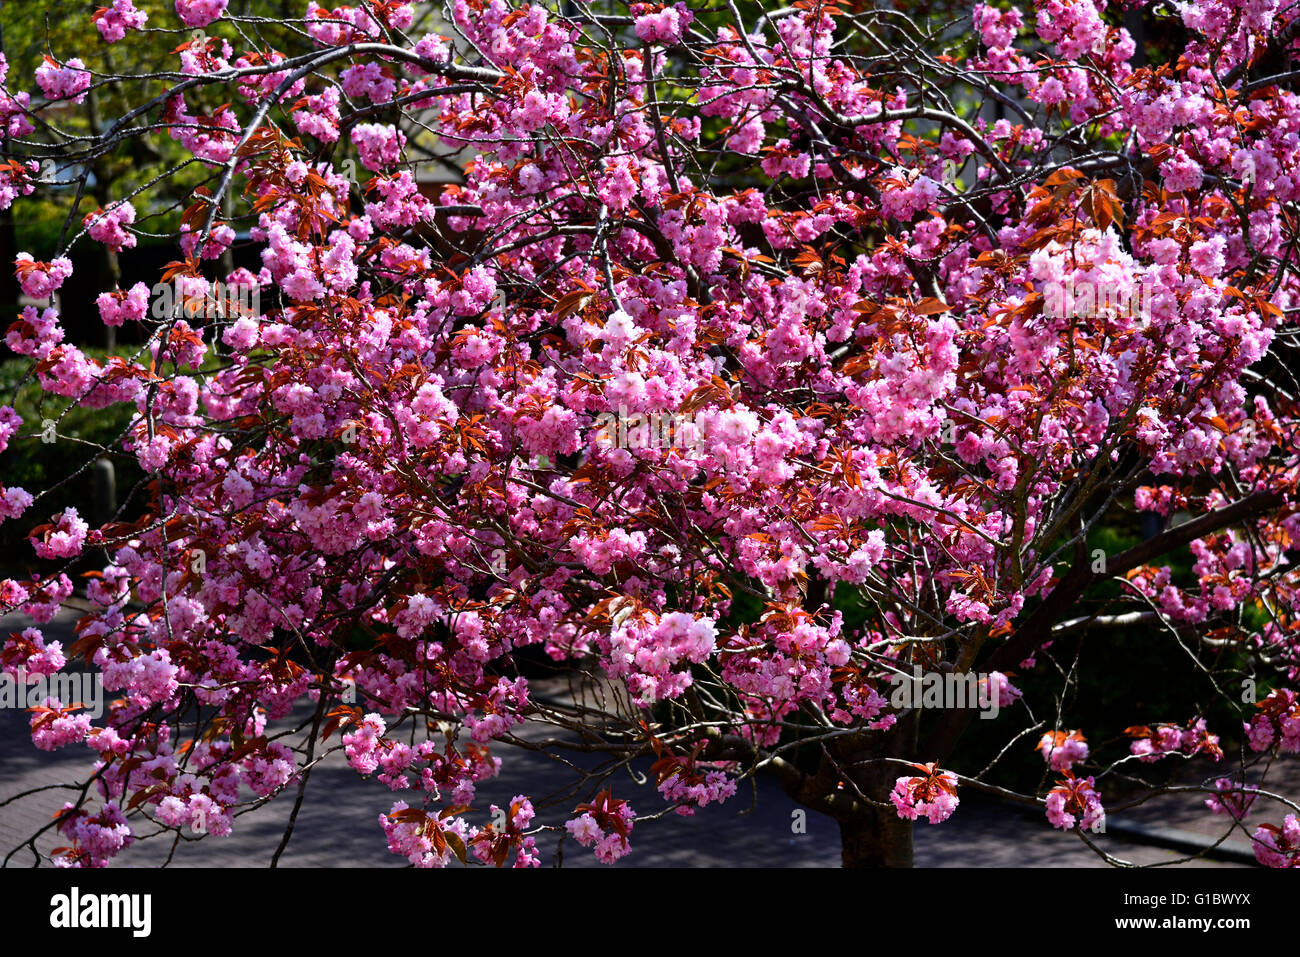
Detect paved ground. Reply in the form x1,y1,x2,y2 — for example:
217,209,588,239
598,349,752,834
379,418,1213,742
1,603,1284,868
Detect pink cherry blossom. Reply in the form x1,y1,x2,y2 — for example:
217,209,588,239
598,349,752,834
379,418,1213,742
94,0,148,43
35,57,91,104
175,0,228,29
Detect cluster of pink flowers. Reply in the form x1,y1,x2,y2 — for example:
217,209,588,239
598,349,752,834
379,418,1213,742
0,160,35,211
92,647,179,707
35,57,91,104
30,699,93,752
243,741,298,798
972,2,1024,49
164,95,238,163
1034,0,1109,61
30,507,89,560
1252,814,1300,868
0,54,33,142
84,202,137,252
633,3,691,44
94,0,148,43
95,282,151,326
880,169,943,222
342,713,389,775
1205,778,1258,819
603,610,718,704
351,123,406,170
5,306,59,359
657,768,736,814
341,63,397,104
565,803,636,864
175,0,229,29
53,802,134,867
648,737,738,815
1037,730,1089,771
379,801,472,868
0,404,19,454
292,85,341,142
2,626,65,676
155,791,233,837
1245,689,1300,752
1126,718,1223,762
1046,773,1105,831
471,796,540,867
890,764,960,824
978,671,1023,708
14,254,73,299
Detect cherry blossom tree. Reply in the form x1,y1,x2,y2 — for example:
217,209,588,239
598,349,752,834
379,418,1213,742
2,0,1300,868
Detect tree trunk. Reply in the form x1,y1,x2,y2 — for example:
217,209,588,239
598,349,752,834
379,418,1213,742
840,806,913,867
836,709,918,867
